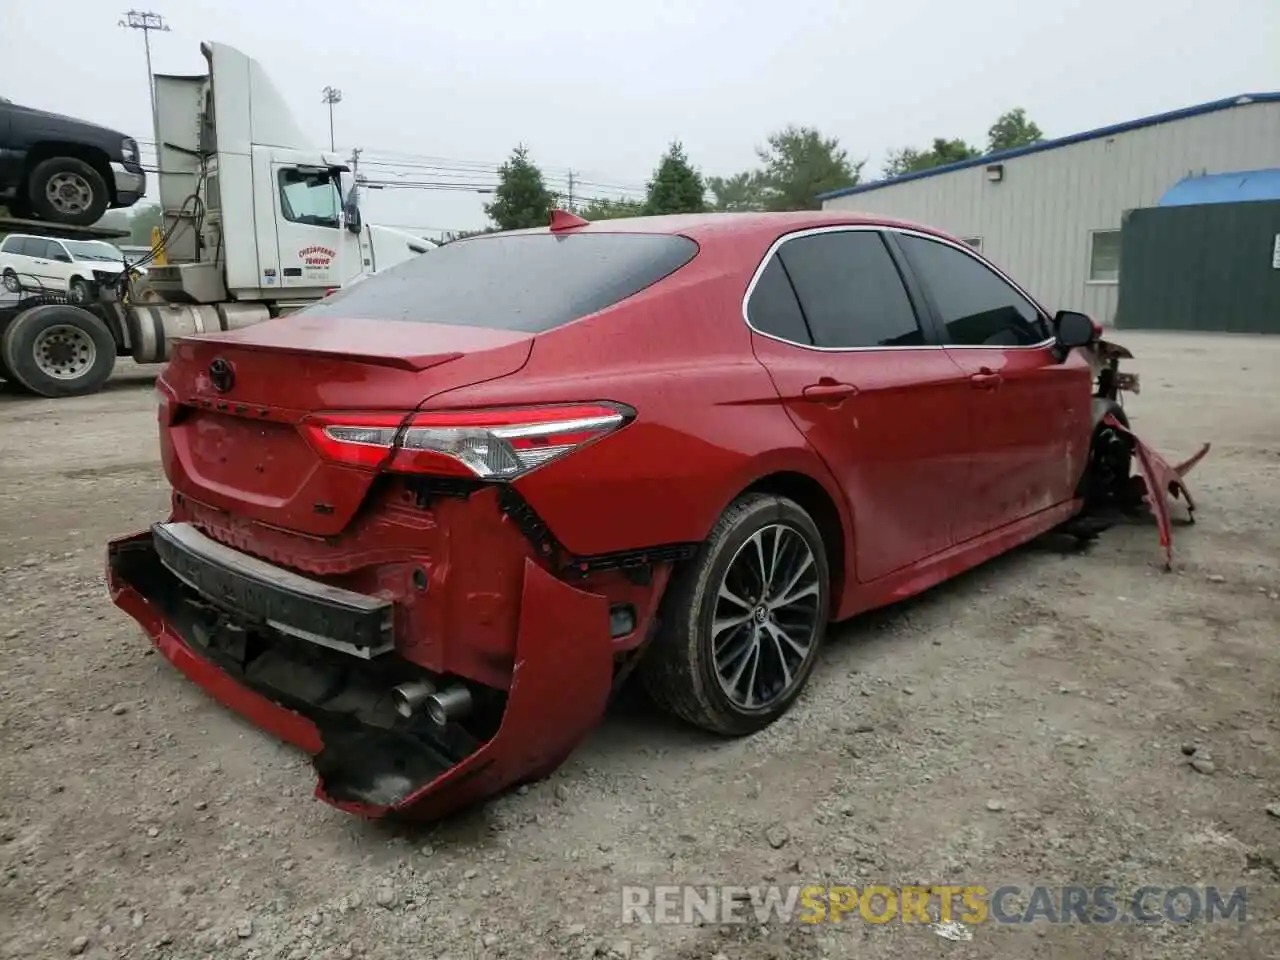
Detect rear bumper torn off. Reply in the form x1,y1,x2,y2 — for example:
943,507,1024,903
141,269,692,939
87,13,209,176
105,530,615,819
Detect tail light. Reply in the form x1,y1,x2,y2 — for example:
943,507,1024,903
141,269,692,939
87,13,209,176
301,403,632,479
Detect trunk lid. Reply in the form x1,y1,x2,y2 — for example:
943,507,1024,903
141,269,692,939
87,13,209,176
159,315,533,536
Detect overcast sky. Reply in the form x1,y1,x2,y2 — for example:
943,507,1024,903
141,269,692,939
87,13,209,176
3,0,1277,236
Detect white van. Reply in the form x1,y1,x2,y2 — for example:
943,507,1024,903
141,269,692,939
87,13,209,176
0,234,135,301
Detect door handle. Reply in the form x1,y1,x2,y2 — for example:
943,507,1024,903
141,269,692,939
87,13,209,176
802,381,858,402
969,371,1002,390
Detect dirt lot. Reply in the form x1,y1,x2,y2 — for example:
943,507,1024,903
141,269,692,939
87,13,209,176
1,331,1278,960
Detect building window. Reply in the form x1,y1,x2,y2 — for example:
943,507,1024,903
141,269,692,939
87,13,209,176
961,237,983,252
1089,230,1121,283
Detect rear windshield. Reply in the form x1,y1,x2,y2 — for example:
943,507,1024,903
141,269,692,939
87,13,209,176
301,232,698,332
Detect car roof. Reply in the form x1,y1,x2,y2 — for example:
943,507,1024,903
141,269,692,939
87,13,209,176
499,210,952,244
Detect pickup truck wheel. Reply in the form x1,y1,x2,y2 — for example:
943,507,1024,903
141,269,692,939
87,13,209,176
28,158,109,227
0,304,115,398
640,493,830,736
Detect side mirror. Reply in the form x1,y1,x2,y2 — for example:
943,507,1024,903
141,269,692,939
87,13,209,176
344,201,362,234
1051,310,1096,361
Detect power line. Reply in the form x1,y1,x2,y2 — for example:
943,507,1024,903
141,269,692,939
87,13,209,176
134,138,650,196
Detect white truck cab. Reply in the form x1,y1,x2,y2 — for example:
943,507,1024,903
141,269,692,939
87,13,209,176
146,42,428,306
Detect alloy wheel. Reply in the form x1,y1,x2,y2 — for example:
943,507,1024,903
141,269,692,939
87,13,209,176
711,523,822,710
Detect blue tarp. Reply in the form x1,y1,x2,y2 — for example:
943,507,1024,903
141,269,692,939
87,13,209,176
1157,168,1280,206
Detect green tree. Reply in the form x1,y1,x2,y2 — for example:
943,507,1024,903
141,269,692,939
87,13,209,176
754,126,861,211
94,203,164,244
707,171,766,212
484,144,556,231
987,108,1044,153
882,137,980,178
126,204,163,244
644,142,707,215
578,197,645,220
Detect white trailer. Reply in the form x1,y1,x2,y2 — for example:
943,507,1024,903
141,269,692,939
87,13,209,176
0,42,431,398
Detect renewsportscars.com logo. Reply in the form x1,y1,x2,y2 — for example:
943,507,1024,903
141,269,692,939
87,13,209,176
620,885,1248,926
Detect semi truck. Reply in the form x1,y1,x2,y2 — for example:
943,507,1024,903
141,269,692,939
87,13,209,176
0,42,432,398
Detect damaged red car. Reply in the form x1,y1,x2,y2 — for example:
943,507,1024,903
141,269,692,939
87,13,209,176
107,211,1205,819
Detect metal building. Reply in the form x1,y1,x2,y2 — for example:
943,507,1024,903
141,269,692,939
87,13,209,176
818,93,1280,324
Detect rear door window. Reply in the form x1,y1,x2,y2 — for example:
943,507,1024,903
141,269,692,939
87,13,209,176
775,230,925,348
300,232,699,332
2,236,33,256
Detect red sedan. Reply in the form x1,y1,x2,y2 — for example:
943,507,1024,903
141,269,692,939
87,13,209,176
107,210,1204,819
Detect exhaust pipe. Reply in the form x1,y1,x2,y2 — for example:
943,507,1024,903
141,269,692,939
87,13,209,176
425,685,473,726
391,679,436,719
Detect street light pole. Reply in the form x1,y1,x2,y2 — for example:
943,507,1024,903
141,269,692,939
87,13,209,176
322,86,343,151
119,10,170,145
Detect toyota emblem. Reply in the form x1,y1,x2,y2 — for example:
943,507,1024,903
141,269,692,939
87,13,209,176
209,358,235,392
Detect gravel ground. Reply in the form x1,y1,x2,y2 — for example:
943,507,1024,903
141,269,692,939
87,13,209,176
1,331,1278,960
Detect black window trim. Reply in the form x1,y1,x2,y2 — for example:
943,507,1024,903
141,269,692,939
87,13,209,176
884,228,1055,350
741,224,1054,352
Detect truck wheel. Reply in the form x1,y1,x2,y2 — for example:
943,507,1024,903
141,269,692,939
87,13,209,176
28,158,110,227
640,493,830,736
0,304,116,398
0,320,19,387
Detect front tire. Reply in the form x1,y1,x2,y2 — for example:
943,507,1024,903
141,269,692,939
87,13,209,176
640,493,830,736
68,277,93,304
1082,401,1135,508
28,158,110,226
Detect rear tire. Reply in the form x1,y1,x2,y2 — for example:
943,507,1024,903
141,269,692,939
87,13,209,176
0,320,19,387
640,493,830,736
28,157,110,226
0,304,116,398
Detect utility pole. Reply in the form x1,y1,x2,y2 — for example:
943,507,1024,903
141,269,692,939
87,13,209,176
322,87,343,151
566,170,576,210
119,10,171,144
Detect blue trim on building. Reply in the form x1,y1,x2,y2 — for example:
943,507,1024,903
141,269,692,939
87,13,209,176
1157,168,1280,206
817,93,1280,201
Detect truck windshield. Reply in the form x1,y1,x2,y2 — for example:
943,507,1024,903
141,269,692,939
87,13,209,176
278,169,341,228
299,232,699,333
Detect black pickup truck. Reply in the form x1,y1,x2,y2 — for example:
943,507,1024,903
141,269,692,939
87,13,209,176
0,97,146,226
